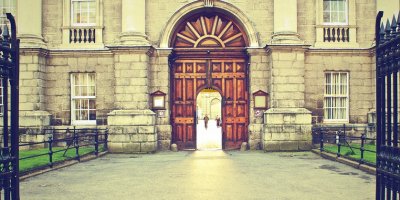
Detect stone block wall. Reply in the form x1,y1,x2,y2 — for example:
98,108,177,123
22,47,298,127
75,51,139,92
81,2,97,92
108,110,156,153
45,52,115,125
113,48,151,110
17,49,51,127
263,108,313,151
304,51,375,124
248,48,270,150
149,49,172,150
269,47,306,108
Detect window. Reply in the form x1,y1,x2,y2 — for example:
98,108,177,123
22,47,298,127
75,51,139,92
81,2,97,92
323,0,348,25
0,0,16,27
71,0,96,26
324,72,349,122
71,73,96,125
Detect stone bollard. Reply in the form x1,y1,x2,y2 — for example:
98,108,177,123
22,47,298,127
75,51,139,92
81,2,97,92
240,142,247,152
171,143,178,152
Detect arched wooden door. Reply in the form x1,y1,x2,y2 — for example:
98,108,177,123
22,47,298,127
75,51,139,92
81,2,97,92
170,13,249,150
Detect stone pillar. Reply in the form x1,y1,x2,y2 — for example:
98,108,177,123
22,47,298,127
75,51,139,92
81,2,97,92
150,49,172,150
17,0,46,48
271,0,302,44
17,0,50,127
247,48,269,150
19,50,51,127
262,46,312,151
120,0,149,45
107,47,157,153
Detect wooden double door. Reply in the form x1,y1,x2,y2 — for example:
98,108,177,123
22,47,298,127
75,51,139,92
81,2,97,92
171,58,248,150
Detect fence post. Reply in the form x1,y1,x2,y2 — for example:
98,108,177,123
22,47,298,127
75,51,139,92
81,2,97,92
48,135,53,168
320,128,324,152
74,126,80,161
94,128,99,156
105,129,109,151
337,131,341,157
360,130,366,164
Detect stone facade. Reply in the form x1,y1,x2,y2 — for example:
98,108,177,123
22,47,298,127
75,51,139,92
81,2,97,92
6,0,390,152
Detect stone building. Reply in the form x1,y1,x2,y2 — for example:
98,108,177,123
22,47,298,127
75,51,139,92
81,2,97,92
0,0,394,152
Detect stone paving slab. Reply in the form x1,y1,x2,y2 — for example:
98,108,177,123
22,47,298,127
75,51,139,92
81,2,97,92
20,151,375,200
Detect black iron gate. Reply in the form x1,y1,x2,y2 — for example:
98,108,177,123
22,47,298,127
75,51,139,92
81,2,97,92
0,13,20,200
376,11,400,200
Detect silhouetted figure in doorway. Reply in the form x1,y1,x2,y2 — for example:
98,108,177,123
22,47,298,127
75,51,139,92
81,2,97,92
216,115,221,127
204,115,209,129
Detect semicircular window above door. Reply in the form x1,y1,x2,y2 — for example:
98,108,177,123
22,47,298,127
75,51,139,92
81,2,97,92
171,14,248,48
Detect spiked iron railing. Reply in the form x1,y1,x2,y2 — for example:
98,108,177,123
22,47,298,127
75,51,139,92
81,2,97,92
376,11,400,200
0,13,20,200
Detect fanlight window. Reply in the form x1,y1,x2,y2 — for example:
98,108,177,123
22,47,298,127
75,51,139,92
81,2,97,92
172,14,247,48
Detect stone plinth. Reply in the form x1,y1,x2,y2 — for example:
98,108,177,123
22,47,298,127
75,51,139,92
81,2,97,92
263,108,312,151
156,124,172,150
107,110,157,153
20,111,51,127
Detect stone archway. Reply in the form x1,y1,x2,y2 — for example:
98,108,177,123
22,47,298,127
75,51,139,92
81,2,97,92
159,0,259,48
169,11,249,150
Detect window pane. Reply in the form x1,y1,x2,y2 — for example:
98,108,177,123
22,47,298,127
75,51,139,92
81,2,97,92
331,1,338,10
74,99,81,110
323,0,347,24
338,11,346,23
72,0,96,25
89,110,96,120
73,86,79,96
71,73,96,122
88,74,95,86
324,72,348,121
338,0,345,11
323,12,330,23
87,86,95,96
89,1,96,23
89,99,96,109
72,2,81,24
331,12,338,23
81,110,88,120
323,1,330,12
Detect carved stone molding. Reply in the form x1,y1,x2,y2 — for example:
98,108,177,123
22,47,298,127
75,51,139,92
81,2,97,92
204,0,214,7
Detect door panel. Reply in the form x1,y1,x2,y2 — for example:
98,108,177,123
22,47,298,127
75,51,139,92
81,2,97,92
172,58,248,150
172,60,207,149
211,59,248,150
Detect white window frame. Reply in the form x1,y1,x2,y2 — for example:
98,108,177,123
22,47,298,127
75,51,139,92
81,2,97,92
323,0,348,25
71,73,96,125
324,72,349,123
0,0,16,27
71,0,97,26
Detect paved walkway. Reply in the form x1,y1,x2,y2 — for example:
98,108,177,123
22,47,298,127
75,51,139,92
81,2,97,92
20,151,375,200
197,119,222,149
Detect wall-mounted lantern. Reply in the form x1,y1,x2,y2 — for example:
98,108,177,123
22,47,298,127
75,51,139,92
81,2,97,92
150,90,166,110
253,90,269,109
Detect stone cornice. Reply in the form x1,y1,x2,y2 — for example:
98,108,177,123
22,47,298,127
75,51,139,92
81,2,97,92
107,45,154,56
47,49,113,57
305,47,374,55
245,47,266,56
20,48,49,57
153,48,173,57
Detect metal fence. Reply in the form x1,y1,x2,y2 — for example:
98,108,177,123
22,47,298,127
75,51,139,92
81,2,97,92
0,13,20,200
19,127,108,172
312,125,376,166
376,11,400,199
